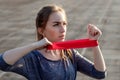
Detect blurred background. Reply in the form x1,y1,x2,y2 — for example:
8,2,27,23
0,0,120,80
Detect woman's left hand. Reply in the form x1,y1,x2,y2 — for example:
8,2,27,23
87,24,102,40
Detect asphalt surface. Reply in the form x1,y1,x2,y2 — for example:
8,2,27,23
0,0,120,80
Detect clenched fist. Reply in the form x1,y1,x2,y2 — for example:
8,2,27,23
87,24,102,40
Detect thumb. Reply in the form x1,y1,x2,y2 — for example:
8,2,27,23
43,37,52,45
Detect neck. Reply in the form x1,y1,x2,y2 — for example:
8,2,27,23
38,48,62,61
39,48,61,56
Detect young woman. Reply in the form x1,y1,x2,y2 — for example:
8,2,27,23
0,5,106,80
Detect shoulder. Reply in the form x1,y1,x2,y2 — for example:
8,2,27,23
21,50,40,63
71,49,90,62
71,49,82,57
24,50,39,58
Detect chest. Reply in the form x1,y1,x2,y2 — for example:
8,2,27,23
27,58,76,80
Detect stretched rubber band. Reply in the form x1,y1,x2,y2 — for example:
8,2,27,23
47,39,98,50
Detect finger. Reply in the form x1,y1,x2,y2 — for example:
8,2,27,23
87,24,92,34
43,37,52,45
93,31,99,36
88,28,94,36
88,25,98,38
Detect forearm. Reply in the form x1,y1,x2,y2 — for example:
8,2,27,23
3,39,48,65
92,46,106,71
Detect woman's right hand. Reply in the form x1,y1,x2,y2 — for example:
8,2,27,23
34,37,52,49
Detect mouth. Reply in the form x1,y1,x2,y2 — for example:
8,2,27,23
59,35,65,39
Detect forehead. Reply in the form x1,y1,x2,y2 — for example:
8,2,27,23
48,11,66,22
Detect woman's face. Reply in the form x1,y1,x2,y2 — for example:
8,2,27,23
39,11,67,42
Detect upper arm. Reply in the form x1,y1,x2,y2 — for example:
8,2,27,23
72,49,106,79
72,50,94,74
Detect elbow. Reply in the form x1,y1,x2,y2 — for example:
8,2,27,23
94,71,107,79
92,67,107,79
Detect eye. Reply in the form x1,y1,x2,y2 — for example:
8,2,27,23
53,23,59,26
63,22,67,26
53,22,67,27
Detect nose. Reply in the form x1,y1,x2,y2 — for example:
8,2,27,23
59,25,66,33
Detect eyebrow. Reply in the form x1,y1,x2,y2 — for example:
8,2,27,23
53,21,67,24
53,21,61,23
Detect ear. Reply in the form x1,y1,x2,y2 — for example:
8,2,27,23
37,28,44,35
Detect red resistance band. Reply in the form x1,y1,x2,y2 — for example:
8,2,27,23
47,39,98,50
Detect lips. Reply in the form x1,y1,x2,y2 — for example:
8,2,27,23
59,35,65,40
59,35,64,37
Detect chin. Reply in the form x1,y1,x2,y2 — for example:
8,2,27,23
54,39,65,42
51,38,65,42
59,39,65,42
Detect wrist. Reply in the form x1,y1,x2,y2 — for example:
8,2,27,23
32,38,50,49
32,41,44,49
91,40,99,48
91,45,100,51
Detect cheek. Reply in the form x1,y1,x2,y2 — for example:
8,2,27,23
48,30,57,36
44,28,58,37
